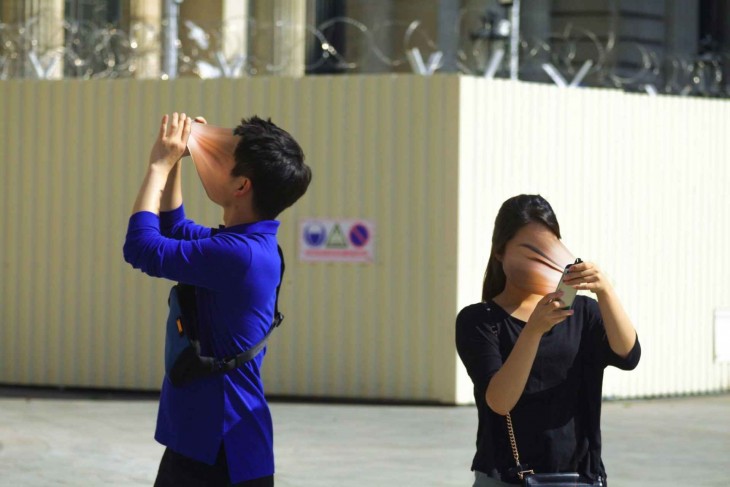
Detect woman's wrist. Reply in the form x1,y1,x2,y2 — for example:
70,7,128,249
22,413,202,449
595,281,616,300
520,323,545,342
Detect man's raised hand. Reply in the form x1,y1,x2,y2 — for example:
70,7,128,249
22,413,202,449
148,112,192,172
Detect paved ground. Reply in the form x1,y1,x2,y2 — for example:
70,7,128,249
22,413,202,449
0,388,727,486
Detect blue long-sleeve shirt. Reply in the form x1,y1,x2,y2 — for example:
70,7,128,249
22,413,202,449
123,205,280,483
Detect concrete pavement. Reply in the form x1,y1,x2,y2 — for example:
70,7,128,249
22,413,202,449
0,388,727,486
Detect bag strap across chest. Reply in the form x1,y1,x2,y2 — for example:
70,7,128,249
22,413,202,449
178,245,286,372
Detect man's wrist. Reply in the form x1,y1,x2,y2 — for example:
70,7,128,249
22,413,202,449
148,161,173,177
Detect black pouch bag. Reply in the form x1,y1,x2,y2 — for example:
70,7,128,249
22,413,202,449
163,245,285,387
521,472,602,486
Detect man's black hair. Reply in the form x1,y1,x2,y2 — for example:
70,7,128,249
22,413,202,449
232,116,312,219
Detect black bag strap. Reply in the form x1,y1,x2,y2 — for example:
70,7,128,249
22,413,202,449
212,245,286,372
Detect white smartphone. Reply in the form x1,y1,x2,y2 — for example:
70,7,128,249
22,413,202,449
555,258,582,310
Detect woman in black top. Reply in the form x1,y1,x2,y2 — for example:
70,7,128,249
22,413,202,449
456,195,640,486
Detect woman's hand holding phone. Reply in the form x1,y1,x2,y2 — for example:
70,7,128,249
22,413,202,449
526,292,575,335
562,261,612,296
554,258,581,309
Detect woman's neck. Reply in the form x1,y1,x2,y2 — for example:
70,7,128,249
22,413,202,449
492,282,543,322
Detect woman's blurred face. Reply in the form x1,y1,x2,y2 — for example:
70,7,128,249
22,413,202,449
499,222,574,296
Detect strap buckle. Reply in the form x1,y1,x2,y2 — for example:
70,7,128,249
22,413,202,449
213,357,234,371
273,312,284,327
517,469,534,480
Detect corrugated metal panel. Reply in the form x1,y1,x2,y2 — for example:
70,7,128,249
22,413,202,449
264,75,462,402
2,76,728,403
0,75,462,403
455,78,730,402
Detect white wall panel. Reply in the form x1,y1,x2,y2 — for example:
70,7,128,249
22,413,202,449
455,78,730,402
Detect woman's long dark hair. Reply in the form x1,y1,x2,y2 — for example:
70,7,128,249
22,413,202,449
482,194,562,301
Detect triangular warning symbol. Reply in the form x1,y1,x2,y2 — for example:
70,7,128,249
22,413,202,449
326,224,348,248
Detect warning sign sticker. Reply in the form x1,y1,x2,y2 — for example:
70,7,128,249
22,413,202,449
299,219,375,263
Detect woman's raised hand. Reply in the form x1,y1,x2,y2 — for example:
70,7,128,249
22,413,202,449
563,261,611,296
525,291,574,335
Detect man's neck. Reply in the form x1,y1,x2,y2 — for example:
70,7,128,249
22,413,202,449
222,205,261,227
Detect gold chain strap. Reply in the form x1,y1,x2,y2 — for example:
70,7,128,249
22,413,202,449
487,317,534,481
505,413,521,465
505,412,533,480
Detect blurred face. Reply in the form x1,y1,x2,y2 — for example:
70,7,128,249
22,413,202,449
499,222,574,296
187,122,241,205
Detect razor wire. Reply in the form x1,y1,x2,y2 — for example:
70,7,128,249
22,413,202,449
0,13,728,98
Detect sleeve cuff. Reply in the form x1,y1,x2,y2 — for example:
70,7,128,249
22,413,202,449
160,204,185,228
608,333,641,371
621,334,641,370
128,211,161,231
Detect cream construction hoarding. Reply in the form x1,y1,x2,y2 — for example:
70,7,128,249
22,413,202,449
0,76,728,403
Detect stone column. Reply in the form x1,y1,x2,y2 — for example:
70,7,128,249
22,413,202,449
1,0,64,78
178,0,248,78
249,0,307,76
124,0,162,78
221,0,249,61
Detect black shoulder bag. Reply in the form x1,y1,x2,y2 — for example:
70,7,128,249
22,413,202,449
503,413,603,486
163,246,285,387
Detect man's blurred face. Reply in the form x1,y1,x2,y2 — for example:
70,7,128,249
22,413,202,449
500,222,574,296
187,122,240,205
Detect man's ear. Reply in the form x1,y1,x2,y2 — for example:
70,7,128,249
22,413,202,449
233,177,252,197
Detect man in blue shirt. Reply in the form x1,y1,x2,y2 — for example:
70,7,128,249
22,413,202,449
123,113,311,486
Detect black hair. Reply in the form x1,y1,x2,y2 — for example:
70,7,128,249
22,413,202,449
232,116,312,219
482,194,561,301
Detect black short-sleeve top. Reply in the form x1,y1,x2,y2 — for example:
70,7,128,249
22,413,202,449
455,296,640,483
